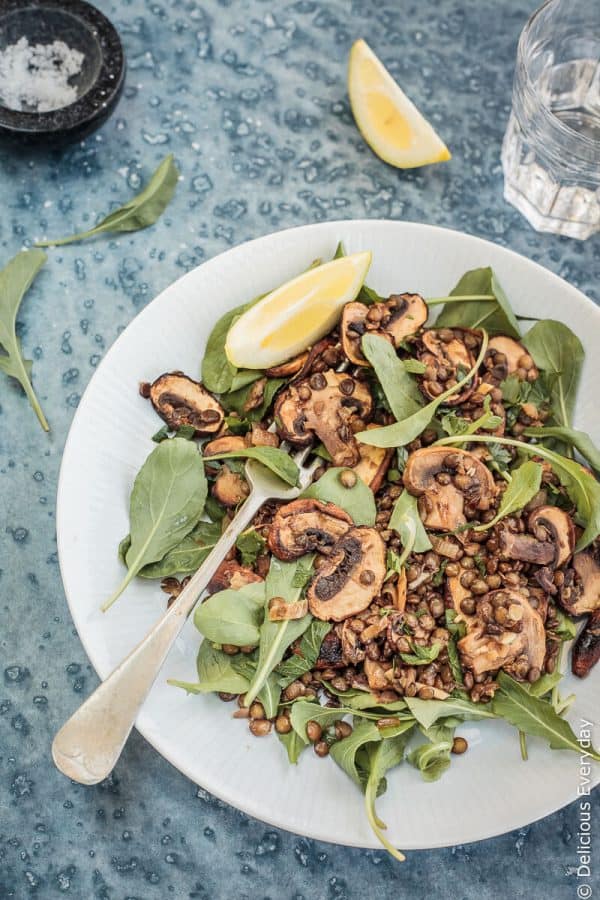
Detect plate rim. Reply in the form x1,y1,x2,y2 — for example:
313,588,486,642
56,218,600,850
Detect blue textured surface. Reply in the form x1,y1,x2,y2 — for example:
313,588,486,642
0,0,598,897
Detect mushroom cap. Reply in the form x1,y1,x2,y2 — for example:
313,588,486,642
147,372,224,435
206,560,264,595
212,468,249,507
340,294,428,366
572,608,600,678
419,329,478,406
265,351,309,378
307,526,386,621
204,436,248,456
267,498,353,561
528,506,575,568
403,446,497,532
274,369,373,467
486,336,538,380
560,548,600,616
458,589,545,677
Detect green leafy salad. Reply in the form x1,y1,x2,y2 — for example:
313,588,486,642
107,244,600,860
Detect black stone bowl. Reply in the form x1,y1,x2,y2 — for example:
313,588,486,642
0,0,125,143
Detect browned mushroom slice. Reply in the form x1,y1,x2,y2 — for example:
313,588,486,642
498,527,555,565
341,294,428,366
206,560,264,595
267,498,352,560
572,608,600,677
274,369,373,467
559,548,600,616
248,424,280,448
418,329,478,406
528,506,575,567
307,527,386,622
314,626,345,669
268,595,308,621
484,336,538,383
341,619,367,665
292,337,344,382
446,575,476,625
212,468,249,507
142,372,224,435
458,590,545,677
265,351,309,378
381,569,407,612
243,377,267,413
204,435,248,456
363,657,390,691
403,447,496,532
341,301,370,365
353,425,394,491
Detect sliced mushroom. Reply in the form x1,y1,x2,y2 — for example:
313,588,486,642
498,527,555,566
307,527,386,621
248,424,280,448
204,435,247,456
292,336,344,382
381,569,407,612
528,506,575,568
267,498,353,560
314,626,345,669
446,575,476,625
559,548,600,616
458,589,545,677
484,336,538,383
268,595,308,621
141,372,224,435
403,447,496,532
353,425,394,491
243,377,267,413
265,351,309,378
418,328,478,406
363,656,390,691
206,560,264,595
572,609,600,678
341,294,428,365
274,369,373,467
430,534,463,560
341,620,366,665
212,468,249,507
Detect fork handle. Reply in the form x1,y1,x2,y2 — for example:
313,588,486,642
52,490,266,785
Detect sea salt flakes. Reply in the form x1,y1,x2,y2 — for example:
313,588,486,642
0,37,85,113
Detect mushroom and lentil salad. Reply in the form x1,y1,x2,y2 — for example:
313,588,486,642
110,245,600,859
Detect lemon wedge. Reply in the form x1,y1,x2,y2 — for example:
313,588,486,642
225,251,372,370
348,39,451,169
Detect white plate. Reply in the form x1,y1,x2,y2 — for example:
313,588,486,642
57,220,600,850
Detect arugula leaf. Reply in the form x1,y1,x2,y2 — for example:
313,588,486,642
301,467,376,525
388,490,432,553
523,425,600,474
523,320,583,428
168,640,251,695
553,607,577,641
277,728,307,764
525,671,563,698
0,249,49,431
434,434,600,550
205,446,299,487
473,460,542,532
290,701,354,744
363,729,413,862
404,696,496,730
276,620,332,688
103,438,208,610
446,638,465,688
434,267,520,338
229,369,264,392
193,582,265,647
361,333,423,421
291,560,314,589
243,557,313,707
407,725,454,782
235,529,266,567
356,331,489,448
201,294,264,393
445,609,467,639
493,672,600,760
329,720,382,789
37,154,179,246
134,519,222,578
399,641,442,666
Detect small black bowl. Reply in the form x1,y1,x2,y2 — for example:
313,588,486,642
0,0,125,142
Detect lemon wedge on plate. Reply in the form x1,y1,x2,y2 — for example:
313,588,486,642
225,251,372,370
348,39,451,169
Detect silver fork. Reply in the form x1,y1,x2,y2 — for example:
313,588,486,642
52,444,319,785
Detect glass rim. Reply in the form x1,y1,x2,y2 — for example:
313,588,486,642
518,0,600,151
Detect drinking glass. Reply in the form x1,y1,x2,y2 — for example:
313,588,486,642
502,0,600,240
